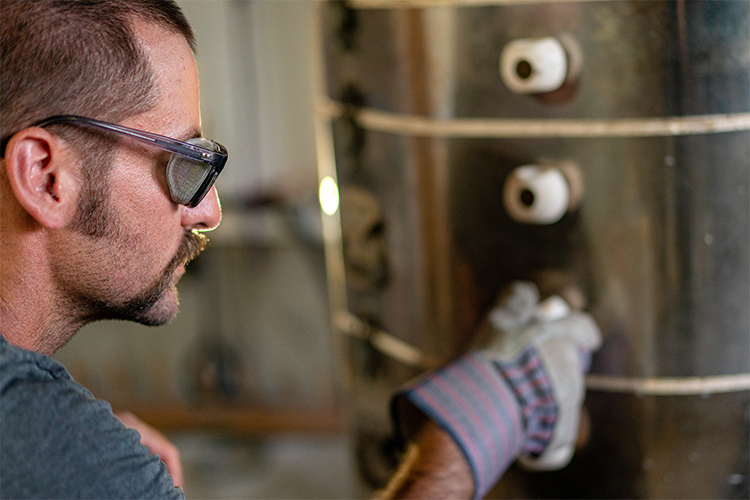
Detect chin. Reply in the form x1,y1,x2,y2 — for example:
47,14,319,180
92,266,183,326
135,288,181,326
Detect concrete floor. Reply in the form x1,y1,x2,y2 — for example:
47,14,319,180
172,431,366,500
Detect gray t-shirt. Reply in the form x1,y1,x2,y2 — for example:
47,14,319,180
0,334,184,499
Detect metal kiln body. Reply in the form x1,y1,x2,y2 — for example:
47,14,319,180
315,1,750,497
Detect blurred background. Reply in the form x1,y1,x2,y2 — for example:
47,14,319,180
54,1,749,499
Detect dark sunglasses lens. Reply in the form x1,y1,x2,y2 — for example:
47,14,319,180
166,137,218,205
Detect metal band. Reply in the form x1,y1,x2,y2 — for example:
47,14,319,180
586,373,750,396
335,309,750,396
319,99,750,138
333,310,443,369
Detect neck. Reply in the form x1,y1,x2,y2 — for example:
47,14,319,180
0,286,85,357
0,235,85,356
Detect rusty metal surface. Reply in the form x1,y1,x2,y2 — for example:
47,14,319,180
317,1,750,496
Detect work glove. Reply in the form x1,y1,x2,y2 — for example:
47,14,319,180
391,280,601,498
472,280,601,470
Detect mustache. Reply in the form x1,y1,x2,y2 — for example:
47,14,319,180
173,230,209,269
160,230,209,280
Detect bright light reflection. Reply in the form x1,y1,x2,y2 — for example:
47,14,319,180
319,176,340,216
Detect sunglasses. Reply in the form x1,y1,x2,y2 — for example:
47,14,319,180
1,115,227,208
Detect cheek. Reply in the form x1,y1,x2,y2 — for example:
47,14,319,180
109,156,182,266
127,205,182,269
110,145,172,203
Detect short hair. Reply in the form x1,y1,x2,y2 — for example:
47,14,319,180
0,0,195,145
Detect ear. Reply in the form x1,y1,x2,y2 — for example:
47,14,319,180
3,128,81,229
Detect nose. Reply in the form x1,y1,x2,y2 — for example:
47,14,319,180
180,186,222,231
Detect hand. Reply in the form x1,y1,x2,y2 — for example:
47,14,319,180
389,281,601,498
473,281,601,470
115,411,184,487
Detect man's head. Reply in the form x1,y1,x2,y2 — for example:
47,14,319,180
0,0,223,354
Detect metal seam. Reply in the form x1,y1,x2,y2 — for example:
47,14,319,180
318,99,750,138
585,373,750,396
333,310,443,369
335,309,750,395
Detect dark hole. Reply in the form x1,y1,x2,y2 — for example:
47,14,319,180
516,60,533,79
367,221,385,239
520,189,535,207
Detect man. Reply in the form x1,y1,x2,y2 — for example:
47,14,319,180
1,1,219,497
1,1,599,498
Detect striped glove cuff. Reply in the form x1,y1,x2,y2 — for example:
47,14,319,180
391,348,557,499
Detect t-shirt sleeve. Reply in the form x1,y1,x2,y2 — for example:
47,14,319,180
1,371,184,500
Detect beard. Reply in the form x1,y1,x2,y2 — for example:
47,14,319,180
68,182,209,326
87,230,209,326
43,152,212,354
68,160,209,326
45,228,208,355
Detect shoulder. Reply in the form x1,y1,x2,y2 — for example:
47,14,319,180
0,336,184,499
0,333,74,390
0,333,98,420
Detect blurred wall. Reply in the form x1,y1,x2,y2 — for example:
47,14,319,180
184,0,316,199
181,0,318,200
